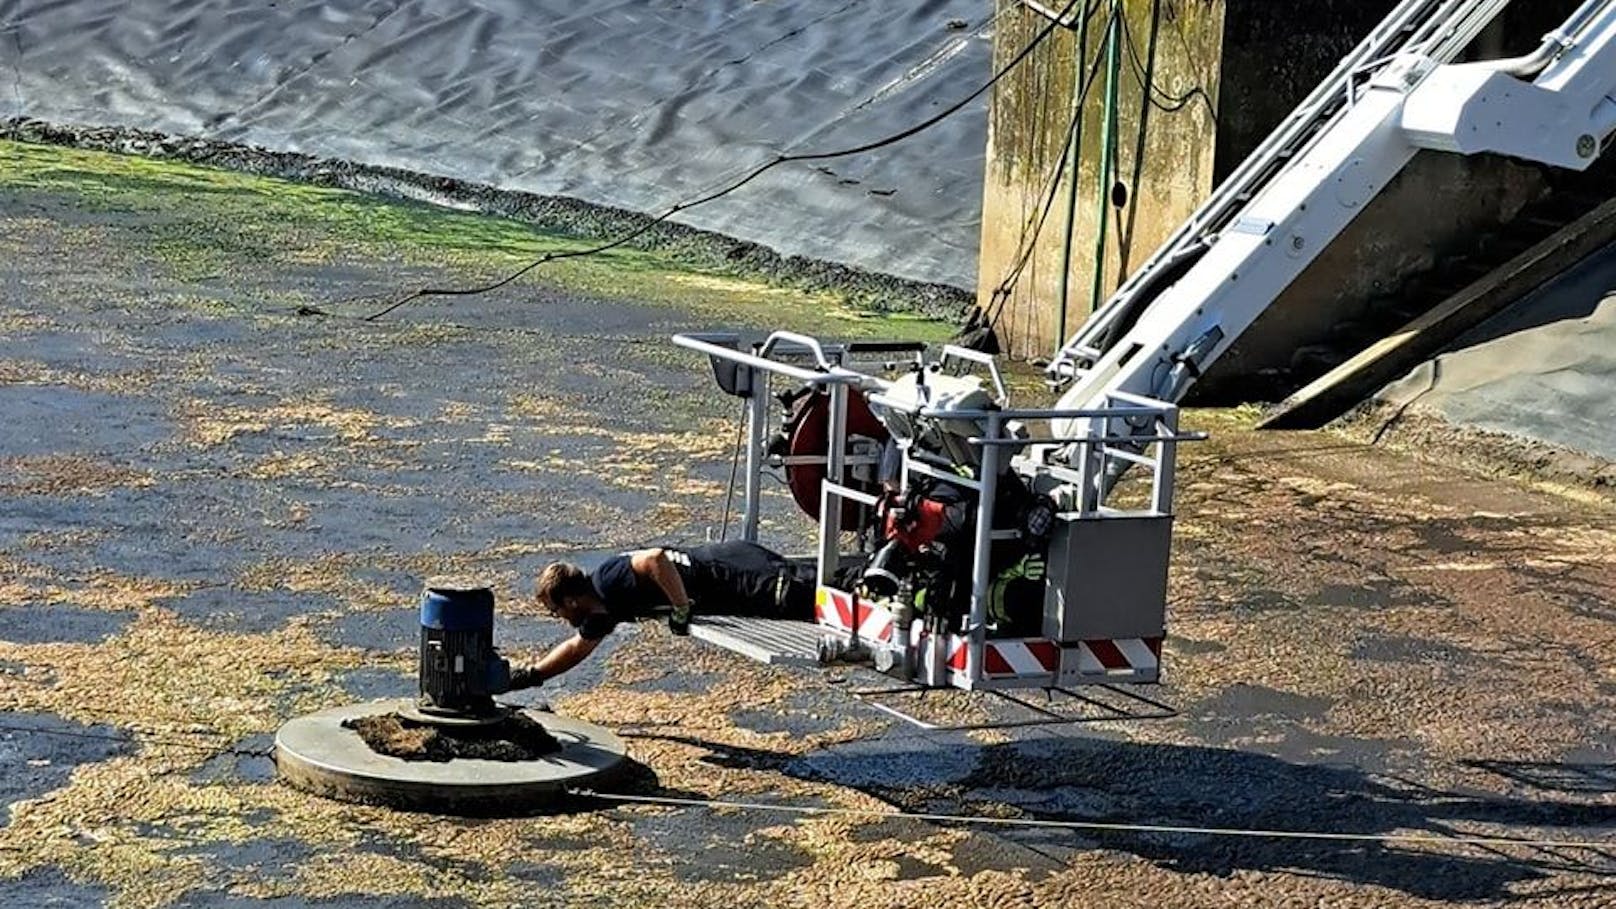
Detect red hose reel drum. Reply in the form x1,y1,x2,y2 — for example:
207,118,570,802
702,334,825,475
783,388,889,522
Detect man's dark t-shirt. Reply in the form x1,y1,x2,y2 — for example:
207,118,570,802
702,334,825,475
575,541,815,640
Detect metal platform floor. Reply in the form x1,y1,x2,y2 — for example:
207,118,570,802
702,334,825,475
688,616,824,666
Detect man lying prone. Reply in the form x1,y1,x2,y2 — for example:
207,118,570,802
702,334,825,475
505,540,816,689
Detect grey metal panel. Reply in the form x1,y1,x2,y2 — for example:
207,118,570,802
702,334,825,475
1042,515,1172,642
687,617,825,667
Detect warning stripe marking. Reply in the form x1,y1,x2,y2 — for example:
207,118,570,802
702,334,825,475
1072,637,1163,676
815,588,893,643
1113,637,1159,670
978,638,1164,678
983,640,1058,676
1085,638,1128,671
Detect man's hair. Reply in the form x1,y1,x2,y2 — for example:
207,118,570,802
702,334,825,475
535,561,592,612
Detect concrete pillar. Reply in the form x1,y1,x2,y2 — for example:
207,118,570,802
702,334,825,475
976,0,1222,361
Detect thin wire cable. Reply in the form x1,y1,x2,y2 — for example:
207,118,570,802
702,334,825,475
0,719,273,758
567,788,1616,852
4,715,1610,852
0,701,276,756
361,0,1085,323
4,702,1609,852
985,20,1105,317
1116,3,1161,279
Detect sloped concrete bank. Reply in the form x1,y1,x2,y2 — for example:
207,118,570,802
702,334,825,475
0,0,994,289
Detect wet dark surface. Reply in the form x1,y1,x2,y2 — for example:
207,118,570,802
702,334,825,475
0,606,135,645
168,837,313,882
835,733,1613,901
617,795,817,884
789,731,983,793
333,668,413,703
1194,684,1334,723
1352,633,1481,665
189,734,276,785
160,588,339,635
0,712,130,826
500,861,566,889
729,688,847,739
1,866,112,907
317,612,420,654
1164,635,1227,656
0,386,172,457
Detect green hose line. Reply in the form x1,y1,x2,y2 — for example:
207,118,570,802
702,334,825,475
1090,0,1122,317
1053,3,1094,355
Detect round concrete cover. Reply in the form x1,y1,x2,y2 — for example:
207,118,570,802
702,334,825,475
275,699,628,814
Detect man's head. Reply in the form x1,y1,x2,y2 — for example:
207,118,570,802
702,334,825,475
535,561,597,624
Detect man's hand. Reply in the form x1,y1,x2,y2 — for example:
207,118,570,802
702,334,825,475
669,598,695,636
506,634,600,691
506,665,545,691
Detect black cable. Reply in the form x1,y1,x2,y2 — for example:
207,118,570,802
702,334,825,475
1121,7,1218,124
1118,2,1163,278
1,701,275,757
984,48,1099,319
1160,1,1221,123
980,1,1113,330
362,0,1086,323
0,721,140,747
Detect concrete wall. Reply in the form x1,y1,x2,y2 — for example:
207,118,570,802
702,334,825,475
976,0,1222,359
1215,1,1399,180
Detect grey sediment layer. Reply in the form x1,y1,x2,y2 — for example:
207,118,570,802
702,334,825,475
0,117,974,322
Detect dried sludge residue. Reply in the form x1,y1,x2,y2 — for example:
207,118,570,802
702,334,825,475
342,712,562,762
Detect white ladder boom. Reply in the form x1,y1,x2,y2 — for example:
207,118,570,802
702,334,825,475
1047,0,1616,457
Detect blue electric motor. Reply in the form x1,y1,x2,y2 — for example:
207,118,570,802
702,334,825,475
417,580,512,719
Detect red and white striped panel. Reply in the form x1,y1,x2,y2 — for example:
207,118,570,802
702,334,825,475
814,587,894,643
983,639,1060,677
1068,637,1162,675
917,629,970,681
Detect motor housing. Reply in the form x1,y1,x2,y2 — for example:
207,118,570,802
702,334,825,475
417,580,511,719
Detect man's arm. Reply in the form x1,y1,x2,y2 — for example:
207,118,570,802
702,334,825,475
510,633,600,689
628,548,693,608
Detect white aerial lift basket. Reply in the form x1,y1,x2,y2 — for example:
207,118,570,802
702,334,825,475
671,331,1202,695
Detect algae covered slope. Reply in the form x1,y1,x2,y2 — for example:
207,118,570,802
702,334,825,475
0,139,955,341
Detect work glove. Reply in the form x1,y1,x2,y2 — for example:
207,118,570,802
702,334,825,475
668,600,695,637
876,490,904,523
505,665,545,692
